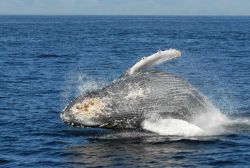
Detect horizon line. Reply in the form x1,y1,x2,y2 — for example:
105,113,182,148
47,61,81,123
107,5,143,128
0,14,250,17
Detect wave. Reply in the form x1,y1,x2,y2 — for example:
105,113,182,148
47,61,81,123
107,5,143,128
0,37,42,43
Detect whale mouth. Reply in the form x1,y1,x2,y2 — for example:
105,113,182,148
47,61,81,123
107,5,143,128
61,119,83,127
60,112,103,128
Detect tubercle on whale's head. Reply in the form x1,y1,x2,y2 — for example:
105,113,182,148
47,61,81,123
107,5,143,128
60,97,107,128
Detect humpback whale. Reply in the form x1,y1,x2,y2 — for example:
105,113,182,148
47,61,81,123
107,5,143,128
61,49,213,130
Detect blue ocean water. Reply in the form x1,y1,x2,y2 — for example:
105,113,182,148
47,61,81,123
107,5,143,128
0,16,250,167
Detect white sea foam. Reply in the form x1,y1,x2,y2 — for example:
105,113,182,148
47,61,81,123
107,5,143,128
142,103,231,137
192,107,229,136
229,117,250,125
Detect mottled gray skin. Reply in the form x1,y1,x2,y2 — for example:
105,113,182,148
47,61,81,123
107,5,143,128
61,71,209,129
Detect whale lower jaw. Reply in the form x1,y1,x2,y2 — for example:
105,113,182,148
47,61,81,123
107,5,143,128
61,116,116,129
61,118,88,128
61,116,143,130
60,114,101,128
61,119,104,128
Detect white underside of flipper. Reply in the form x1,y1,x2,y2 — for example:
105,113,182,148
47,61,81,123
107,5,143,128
127,49,181,75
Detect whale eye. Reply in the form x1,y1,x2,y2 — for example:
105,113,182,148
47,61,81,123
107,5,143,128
141,57,146,60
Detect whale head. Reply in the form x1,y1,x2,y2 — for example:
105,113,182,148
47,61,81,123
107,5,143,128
60,79,146,129
60,95,108,128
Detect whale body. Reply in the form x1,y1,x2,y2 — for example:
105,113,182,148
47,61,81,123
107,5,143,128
61,49,211,129
61,71,210,129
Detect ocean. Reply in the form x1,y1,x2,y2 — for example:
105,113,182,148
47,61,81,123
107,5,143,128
0,16,250,167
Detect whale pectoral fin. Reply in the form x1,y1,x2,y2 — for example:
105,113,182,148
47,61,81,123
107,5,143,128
127,49,181,75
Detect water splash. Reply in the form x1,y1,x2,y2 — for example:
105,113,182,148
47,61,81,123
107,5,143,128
142,102,232,137
77,74,100,94
61,72,107,101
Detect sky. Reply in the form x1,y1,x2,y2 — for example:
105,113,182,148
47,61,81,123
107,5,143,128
0,0,249,15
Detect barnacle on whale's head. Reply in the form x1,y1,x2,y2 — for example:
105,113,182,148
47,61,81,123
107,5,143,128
61,97,107,127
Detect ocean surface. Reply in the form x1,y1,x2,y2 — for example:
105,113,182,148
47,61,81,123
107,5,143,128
0,16,250,167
